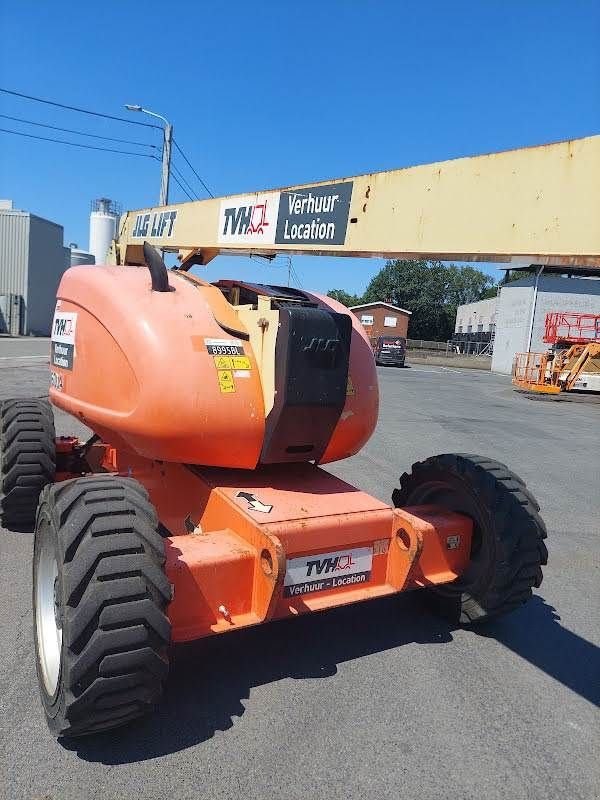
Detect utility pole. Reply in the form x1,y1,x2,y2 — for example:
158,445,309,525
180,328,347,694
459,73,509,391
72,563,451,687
125,105,172,206
160,123,172,207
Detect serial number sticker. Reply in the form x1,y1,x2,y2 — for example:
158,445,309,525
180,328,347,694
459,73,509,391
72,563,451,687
284,546,372,598
446,535,461,550
217,370,235,393
205,338,244,356
233,370,251,378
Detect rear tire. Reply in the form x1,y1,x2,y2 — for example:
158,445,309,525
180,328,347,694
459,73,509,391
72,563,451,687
392,453,547,623
33,475,171,736
0,398,55,528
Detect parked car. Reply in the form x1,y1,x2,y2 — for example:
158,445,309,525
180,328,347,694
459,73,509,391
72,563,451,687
373,336,406,366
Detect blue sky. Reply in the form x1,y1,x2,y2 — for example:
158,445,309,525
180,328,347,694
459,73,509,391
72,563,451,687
1,1,598,295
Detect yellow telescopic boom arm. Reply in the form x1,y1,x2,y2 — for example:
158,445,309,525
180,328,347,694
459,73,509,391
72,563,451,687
110,135,600,270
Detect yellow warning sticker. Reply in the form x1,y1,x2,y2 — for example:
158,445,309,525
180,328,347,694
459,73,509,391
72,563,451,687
231,355,251,370
346,376,355,396
217,370,235,393
214,355,233,370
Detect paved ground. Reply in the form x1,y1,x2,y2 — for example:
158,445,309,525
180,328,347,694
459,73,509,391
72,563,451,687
0,339,598,800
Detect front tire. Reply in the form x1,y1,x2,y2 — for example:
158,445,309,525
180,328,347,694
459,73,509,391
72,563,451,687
33,475,171,736
393,453,547,623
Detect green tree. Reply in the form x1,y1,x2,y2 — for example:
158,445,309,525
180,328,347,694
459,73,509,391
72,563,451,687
362,260,494,340
327,289,364,307
445,264,495,307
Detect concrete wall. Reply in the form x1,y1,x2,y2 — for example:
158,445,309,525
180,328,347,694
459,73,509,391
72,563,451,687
26,215,68,335
491,276,600,374
455,297,497,333
491,283,534,373
530,277,600,352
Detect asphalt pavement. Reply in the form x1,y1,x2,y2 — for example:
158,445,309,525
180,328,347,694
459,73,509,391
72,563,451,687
0,339,598,800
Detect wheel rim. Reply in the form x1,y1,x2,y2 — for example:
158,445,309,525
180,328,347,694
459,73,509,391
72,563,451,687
36,530,62,695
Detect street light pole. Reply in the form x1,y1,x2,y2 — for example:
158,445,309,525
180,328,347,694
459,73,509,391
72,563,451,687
125,105,172,206
160,122,172,207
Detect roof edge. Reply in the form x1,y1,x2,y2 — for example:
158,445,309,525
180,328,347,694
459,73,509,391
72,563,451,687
349,301,412,315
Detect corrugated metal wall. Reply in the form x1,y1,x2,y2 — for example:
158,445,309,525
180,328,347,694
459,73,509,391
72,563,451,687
0,212,29,334
1,210,68,335
0,211,29,298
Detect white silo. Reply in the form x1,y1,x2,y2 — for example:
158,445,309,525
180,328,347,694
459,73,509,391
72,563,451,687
89,198,121,264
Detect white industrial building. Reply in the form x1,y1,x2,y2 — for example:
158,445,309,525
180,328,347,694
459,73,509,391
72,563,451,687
1,197,119,336
0,200,70,335
69,244,95,267
455,297,497,336
454,266,600,373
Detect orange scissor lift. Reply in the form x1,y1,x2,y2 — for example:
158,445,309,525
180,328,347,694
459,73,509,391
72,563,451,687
513,312,600,394
2,135,599,736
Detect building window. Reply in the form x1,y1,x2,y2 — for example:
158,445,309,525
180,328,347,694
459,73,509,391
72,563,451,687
458,326,463,333
477,324,483,332
467,325,472,333
361,314,374,325
383,316,397,327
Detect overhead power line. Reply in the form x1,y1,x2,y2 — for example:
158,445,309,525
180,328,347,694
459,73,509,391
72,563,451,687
2,128,200,203
173,139,214,198
170,172,196,202
0,126,161,159
1,88,215,203
0,113,158,149
0,87,162,130
170,162,200,201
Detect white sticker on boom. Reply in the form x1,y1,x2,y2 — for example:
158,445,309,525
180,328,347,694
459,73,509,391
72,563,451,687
284,546,372,598
218,192,280,245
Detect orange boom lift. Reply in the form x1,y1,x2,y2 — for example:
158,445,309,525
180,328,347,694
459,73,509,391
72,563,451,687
513,311,600,394
1,135,598,736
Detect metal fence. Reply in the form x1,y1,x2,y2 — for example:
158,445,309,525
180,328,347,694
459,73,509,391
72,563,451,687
406,338,447,351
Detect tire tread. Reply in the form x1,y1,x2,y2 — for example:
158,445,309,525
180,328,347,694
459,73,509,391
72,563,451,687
394,453,547,623
0,398,55,528
35,475,170,737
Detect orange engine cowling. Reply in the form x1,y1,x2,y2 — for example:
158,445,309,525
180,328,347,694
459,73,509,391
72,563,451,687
49,266,378,469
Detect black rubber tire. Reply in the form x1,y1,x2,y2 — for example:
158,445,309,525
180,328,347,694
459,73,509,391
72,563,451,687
33,475,171,737
0,398,56,528
392,453,548,623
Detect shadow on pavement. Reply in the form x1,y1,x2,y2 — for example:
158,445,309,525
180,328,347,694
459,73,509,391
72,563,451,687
63,593,598,764
472,595,600,707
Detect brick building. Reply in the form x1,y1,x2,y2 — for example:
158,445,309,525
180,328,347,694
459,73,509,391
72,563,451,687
349,302,411,341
